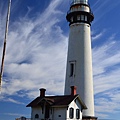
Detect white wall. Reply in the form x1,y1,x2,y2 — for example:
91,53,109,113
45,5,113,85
31,107,43,120
66,99,82,120
53,107,67,120
31,98,82,120
64,22,95,117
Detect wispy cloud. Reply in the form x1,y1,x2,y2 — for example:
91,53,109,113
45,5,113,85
92,0,120,25
93,37,120,76
93,39,120,96
3,112,28,117
0,0,120,119
95,89,120,119
92,30,106,41
92,32,120,118
0,0,68,100
3,98,25,105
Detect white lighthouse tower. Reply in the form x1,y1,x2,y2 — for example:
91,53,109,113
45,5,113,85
64,0,97,119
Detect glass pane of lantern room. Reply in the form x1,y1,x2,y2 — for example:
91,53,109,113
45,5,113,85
73,0,88,4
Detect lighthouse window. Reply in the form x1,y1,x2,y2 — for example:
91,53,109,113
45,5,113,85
77,15,80,20
71,17,73,22
71,8,73,12
69,107,74,119
85,16,87,21
81,15,84,21
70,63,74,77
69,61,76,77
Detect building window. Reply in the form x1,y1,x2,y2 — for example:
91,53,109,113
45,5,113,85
58,115,61,117
69,107,74,119
50,108,52,114
69,61,76,77
76,109,80,119
42,105,44,114
35,114,39,119
45,105,50,119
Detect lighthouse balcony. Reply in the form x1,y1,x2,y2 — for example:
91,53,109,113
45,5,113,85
67,10,94,18
66,10,94,25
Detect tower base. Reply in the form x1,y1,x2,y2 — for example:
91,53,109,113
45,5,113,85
82,116,98,120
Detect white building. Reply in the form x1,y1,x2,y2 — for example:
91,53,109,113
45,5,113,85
64,0,97,119
27,0,98,120
27,86,87,120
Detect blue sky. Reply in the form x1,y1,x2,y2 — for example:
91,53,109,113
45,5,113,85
0,0,120,120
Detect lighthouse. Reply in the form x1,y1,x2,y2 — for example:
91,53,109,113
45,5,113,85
64,0,97,119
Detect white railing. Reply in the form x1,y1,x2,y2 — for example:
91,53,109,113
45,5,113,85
72,0,88,5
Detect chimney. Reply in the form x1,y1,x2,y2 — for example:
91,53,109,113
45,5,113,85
40,88,46,97
71,86,77,96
